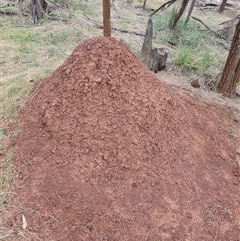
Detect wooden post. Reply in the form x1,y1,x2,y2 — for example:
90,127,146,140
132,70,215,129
103,0,111,37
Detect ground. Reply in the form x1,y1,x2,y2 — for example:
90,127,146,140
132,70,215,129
1,1,240,241
3,37,240,241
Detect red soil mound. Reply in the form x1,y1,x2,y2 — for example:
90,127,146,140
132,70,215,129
11,37,240,240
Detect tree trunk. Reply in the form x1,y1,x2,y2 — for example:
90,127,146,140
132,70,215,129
103,0,111,37
185,0,196,23
219,0,228,13
30,0,47,23
217,19,240,97
143,0,147,9
170,0,189,29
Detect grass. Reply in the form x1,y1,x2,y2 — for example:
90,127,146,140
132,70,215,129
0,74,33,121
0,150,14,205
71,1,97,16
174,47,215,72
0,20,90,123
152,6,227,77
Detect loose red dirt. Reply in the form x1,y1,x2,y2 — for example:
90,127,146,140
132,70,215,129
9,37,240,240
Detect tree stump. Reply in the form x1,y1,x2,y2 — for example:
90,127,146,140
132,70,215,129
30,0,47,24
140,18,168,73
140,18,153,69
150,48,168,73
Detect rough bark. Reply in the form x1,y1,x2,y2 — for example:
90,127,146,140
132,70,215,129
219,0,228,13
140,19,168,72
170,0,189,29
217,19,240,97
103,0,111,37
140,18,153,69
30,0,47,24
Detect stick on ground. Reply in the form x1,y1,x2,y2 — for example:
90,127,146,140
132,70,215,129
191,16,228,40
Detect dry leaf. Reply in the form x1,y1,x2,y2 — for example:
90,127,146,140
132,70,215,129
22,214,27,229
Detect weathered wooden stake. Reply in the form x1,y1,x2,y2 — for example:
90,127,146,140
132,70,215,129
103,0,111,37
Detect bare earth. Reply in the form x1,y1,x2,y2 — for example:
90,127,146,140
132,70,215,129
8,37,240,240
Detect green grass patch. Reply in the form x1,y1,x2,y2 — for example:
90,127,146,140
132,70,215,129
174,47,198,70
2,27,43,43
2,27,71,46
152,7,225,76
174,47,215,72
70,1,96,16
0,75,33,121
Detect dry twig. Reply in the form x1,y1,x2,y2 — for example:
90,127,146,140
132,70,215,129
191,16,229,41
150,0,177,17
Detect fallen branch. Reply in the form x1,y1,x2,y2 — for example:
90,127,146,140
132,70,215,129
150,0,177,16
45,0,60,8
1,3,12,8
46,15,68,21
97,25,145,36
199,8,207,15
219,14,240,25
191,16,228,41
0,9,18,15
135,5,154,11
224,6,240,11
198,6,216,10
82,13,145,37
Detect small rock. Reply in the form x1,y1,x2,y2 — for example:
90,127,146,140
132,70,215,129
191,80,200,88
168,39,178,46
